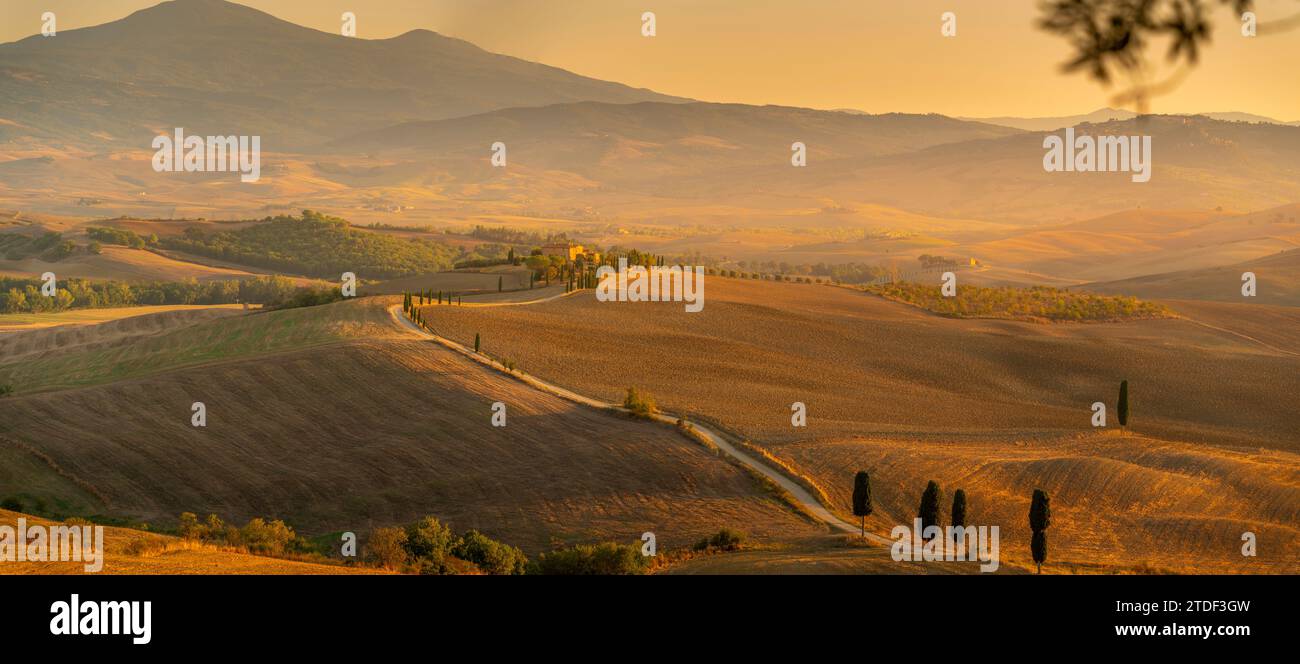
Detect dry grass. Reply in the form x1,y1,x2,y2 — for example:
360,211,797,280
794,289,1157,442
0,509,380,575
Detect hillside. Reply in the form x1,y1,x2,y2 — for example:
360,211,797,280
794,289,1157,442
429,278,1299,450
1083,248,1300,306
0,297,820,553
0,0,684,150
419,277,1299,572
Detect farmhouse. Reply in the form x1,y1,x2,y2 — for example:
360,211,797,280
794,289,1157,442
543,242,600,264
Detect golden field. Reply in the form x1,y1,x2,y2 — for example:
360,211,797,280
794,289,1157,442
0,298,820,556
422,278,1300,573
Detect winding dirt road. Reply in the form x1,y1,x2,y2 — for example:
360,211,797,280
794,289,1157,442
387,302,895,546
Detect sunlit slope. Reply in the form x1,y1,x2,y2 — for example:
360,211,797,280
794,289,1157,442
1083,248,1300,306
771,434,1298,574
0,306,819,552
0,298,399,393
429,278,1300,450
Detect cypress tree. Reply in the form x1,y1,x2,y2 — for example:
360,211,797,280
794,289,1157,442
499,276,503,292
851,471,873,538
474,333,481,353
918,480,942,540
1117,380,1129,429
1029,489,1051,574
952,489,967,529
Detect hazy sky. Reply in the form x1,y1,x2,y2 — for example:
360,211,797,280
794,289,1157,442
5,0,1298,119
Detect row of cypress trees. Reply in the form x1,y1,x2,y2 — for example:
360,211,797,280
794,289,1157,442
403,290,463,310
851,471,1052,573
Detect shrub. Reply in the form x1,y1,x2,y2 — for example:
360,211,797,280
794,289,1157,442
693,528,746,552
530,542,648,575
403,516,455,564
0,497,22,511
0,384,13,398
367,527,409,570
451,530,527,575
237,517,303,555
623,387,657,419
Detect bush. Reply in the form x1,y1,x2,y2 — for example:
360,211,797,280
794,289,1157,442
236,517,304,555
693,528,746,552
366,527,409,570
0,497,22,511
530,542,649,575
623,387,657,419
403,516,455,564
0,384,13,398
451,530,527,575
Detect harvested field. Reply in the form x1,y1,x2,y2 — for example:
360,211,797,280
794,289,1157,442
421,278,1300,572
0,304,248,332
425,278,1300,450
0,332,820,553
371,266,534,295
0,297,399,393
769,433,1299,574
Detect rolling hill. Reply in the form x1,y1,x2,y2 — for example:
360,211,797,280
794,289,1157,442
0,298,820,554
1083,247,1300,306
420,277,1300,573
0,0,685,150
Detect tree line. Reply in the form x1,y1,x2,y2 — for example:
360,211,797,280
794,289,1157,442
159,210,505,279
0,275,339,313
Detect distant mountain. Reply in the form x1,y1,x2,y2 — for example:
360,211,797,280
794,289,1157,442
328,101,1024,175
960,108,1300,131
798,115,1300,224
0,0,686,150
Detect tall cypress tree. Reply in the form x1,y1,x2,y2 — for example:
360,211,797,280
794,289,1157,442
952,489,967,529
474,333,481,353
1029,489,1051,574
1117,380,1129,429
499,276,504,292
851,471,873,538
918,481,942,540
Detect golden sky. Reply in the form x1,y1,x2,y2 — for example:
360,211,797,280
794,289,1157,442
6,0,1299,120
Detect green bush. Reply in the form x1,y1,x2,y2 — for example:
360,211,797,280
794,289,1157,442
530,542,649,575
623,387,657,419
693,528,746,552
403,516,455,564
451,530,528,575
